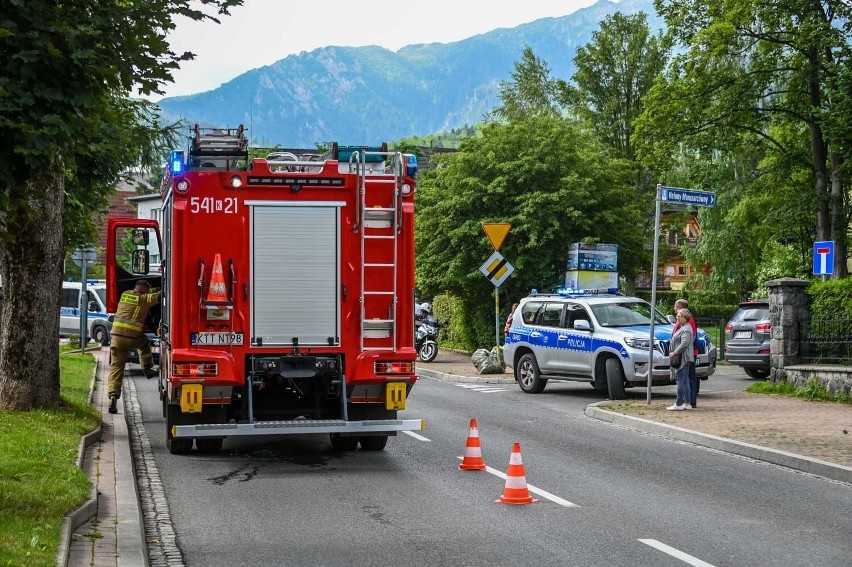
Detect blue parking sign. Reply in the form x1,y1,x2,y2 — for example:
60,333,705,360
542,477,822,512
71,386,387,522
813,241,834,275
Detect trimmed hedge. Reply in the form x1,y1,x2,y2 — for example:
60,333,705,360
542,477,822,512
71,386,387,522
807,278,852,321
634,290,739,320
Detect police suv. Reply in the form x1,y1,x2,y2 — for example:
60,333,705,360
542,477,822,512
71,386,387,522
503,289,717,399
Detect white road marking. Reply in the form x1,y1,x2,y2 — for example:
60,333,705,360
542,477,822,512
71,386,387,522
403,430,431,442
454,384,510,393
639,539,717,566
456,457,579,507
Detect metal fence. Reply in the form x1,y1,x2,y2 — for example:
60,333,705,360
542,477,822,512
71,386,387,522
798,319,852,365
695,317,729,361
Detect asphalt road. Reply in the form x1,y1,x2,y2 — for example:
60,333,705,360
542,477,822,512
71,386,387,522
133,372,852,567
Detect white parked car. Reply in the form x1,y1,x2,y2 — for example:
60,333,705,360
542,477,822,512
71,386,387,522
60,281,112,345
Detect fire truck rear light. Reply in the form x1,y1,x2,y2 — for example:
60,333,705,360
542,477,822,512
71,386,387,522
401,183,413,195
176,179,190,193
173,362,218,377
170,150,185,174
230,175,242,188
375,361,414,374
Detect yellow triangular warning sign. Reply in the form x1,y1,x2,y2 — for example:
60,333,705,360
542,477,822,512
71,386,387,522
482,223,511,251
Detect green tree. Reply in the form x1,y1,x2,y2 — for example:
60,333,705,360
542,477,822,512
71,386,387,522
415,116,642,348
0,0,240,410
638,0,852,278
565,12,670,164
668,132,813,300
490,46,562,122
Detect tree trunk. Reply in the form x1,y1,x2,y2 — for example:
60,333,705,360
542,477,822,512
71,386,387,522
830,152,847,278
0,159,65,410
808,122,831,242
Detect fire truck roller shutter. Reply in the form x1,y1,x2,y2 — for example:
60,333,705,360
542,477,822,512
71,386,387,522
248,201,344,346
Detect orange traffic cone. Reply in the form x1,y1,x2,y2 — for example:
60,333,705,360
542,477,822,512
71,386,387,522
458,419,487,471
496,442,538,505
206,253,228,303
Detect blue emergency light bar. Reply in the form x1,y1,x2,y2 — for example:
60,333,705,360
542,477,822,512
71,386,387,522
531,287,619,297
556,287,619,296
169,151,185,174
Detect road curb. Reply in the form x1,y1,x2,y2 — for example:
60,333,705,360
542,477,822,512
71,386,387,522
585,402,852,484
417,367,514,384
57,360,102,567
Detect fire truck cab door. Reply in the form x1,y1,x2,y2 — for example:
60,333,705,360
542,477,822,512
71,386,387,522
105,218,162,312
250,202,342,346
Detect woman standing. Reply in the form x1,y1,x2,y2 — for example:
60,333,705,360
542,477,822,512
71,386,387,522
667,308,695,411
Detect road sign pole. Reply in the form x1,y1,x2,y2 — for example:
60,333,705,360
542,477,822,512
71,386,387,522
79,261,88,352
495,287,500,349
647,185,663,404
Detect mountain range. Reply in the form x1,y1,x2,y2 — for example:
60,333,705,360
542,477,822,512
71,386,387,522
156,0,659,147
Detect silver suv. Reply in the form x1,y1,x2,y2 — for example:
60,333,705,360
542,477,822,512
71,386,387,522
503,290,717,399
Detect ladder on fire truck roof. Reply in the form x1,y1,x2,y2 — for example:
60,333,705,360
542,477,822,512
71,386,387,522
188,124,248,169
352,146,405,352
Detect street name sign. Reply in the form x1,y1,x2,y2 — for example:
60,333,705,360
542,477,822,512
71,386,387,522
660,187,716,207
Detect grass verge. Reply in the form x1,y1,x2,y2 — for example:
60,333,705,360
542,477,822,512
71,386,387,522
747,378,852,405
0,353,99,567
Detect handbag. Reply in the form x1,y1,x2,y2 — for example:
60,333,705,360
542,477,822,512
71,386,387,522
671,352,682,367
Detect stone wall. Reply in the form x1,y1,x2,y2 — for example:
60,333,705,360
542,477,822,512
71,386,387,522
766,277,809,383
768,277,852,392
784,365,852,396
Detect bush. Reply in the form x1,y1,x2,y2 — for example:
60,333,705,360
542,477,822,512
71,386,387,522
807,278,852,321
430,292,505,352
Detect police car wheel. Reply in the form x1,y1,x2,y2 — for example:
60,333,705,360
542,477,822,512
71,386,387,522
517,353,547,394
93,325,109,346
605,357,627,400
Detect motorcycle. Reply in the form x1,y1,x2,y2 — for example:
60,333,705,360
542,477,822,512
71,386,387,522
415,319,442,362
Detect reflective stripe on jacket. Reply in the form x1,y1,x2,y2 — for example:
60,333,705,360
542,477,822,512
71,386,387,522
111,289,160,338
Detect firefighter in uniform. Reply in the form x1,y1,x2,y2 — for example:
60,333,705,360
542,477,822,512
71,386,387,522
108,279,160,414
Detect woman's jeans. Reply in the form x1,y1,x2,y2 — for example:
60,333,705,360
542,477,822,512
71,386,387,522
688,361,699,406
675,364,692,406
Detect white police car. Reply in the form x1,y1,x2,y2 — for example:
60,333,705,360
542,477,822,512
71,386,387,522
503,289,716,399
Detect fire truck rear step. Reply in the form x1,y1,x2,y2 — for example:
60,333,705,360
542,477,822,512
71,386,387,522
173,418,425,438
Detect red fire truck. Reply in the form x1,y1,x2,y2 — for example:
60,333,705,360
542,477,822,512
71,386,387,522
107,125,423,455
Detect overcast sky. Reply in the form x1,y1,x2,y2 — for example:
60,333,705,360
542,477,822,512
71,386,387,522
148,0,602,100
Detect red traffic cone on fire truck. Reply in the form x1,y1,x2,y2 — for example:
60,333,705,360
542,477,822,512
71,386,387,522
206,253,228,303
496,443,538,505
459,419,487,471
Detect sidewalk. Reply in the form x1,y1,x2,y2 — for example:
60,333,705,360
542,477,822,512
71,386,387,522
418,349,852,484
64,349,145,567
